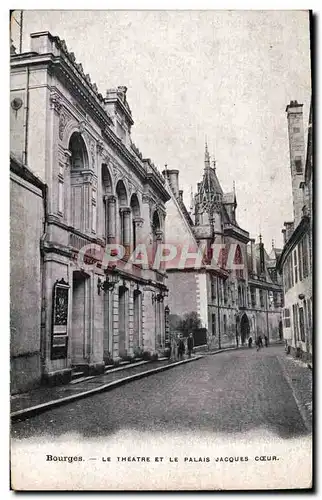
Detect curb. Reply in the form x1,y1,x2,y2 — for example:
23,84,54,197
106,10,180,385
276,356,312,433
11,355,204,422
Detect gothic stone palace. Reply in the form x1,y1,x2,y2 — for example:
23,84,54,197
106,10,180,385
10,31,170,391
163,145,284,349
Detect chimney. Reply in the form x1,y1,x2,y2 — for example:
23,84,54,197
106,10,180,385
179,190,183,202
162,169,180,198
283,221,294,242
286,100,305,227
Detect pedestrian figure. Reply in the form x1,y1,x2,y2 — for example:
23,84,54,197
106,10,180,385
187,332,194,358
248,337,253,348
257,335,263,350
177,335,185,361
236,335,239,348
256,336,261,352
171,335,178,361
264,335,268,347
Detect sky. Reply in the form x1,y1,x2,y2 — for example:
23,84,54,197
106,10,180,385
12,9,311,249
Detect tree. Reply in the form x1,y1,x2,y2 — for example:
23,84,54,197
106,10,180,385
178,311,202,337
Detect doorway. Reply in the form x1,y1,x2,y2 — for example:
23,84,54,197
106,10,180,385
133,289,141,349
71,271,89,365
240,313,250,345
279,320,283,341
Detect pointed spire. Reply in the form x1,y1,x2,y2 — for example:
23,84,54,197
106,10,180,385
204,138,210,169
212,157,216,171
259,234,265,275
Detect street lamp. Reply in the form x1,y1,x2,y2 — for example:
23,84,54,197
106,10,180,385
152,289,169,304
97,267,120,295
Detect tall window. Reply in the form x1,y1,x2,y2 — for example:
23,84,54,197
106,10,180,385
223,281,228,303
212,313,216,336
69,132,89,231
302,235,309,278
299,307,305,342
273,291,278,308
234,245,244,279
259,290,264,308
292,304,299,341
294,248,298,283
251,287,256,307
238,286,242,306
211,276,216,301
298,241,303,281
223,314,227,334
284,308,291,328
290,253,294,288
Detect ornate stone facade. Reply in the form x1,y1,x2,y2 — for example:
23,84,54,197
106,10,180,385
10,31,170,390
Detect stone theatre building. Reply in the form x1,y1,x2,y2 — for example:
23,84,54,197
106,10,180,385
10,31,170,392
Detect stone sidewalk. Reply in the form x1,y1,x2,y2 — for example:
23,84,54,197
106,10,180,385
11,355,203,420
277,352,313,433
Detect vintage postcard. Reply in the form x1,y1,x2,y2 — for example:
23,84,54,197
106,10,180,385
10,9,313,491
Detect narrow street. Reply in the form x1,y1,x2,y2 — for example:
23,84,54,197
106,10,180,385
12,345,311,441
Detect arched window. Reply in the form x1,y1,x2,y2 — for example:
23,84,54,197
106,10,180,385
234,244,244,279
69,132,89,230
69,133,88,170
116,180,128,246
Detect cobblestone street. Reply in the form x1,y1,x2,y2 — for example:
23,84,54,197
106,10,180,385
12,345,312,441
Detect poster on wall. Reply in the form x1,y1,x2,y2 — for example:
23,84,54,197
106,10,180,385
51,278,70,360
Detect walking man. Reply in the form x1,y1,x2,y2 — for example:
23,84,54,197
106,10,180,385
178,334,185,361
187,332,194,358
264,335,268,347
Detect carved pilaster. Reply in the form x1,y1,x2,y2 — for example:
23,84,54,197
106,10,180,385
133,216,144,229
78,120,86,135
97,140,104,156
50,91,62,114
59,113,68,140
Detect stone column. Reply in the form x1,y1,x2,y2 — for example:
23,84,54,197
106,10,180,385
120,207,131,256
107,195,116,243
133,216,144,248
154,229,164,271
128,284,134,355
111,287,119,360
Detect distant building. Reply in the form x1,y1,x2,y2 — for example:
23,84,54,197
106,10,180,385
277,100,313,362
163,145,283,348
10,31,170,391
